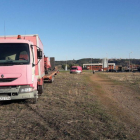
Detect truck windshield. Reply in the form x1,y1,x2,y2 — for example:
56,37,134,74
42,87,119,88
71,67,78,70
0,43,30,65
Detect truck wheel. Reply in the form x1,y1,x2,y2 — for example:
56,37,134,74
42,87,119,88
38,84,43,95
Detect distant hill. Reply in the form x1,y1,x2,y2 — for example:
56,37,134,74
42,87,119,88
55,58,140,67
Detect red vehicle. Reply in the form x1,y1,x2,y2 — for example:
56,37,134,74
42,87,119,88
70,66,82,74
0,34,44,103
0,35,58,103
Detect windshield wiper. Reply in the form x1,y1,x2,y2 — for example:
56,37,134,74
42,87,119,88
0,60,29,66
14,62,25,65
0,60,14,66
5,60,14,63
0,63,14,66
0,60,14,65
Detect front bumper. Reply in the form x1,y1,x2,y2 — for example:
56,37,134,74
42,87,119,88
70,71,81,74
0,86,38,101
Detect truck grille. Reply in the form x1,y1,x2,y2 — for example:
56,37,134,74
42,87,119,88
0,78,17,82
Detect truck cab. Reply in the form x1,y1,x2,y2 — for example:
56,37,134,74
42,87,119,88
0,35,44,103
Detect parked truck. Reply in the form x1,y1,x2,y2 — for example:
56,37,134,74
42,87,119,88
0,34,44,103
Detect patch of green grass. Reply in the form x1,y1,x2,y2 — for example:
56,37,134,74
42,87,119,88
97,73,127,85
82,70,93,73
84,73,106,95
59,70,69,73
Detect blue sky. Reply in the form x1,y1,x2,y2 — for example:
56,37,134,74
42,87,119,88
0,0,140,60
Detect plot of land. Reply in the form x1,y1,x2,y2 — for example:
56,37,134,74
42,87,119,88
0,71,140,139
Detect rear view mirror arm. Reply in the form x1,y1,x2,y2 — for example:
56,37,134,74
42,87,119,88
31,45,43,67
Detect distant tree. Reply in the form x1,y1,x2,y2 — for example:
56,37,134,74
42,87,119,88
69,63,79,69
62,64,70,70
56,58,140,68
62,64,65,70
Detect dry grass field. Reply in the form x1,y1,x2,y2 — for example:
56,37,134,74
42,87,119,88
0,71,140,139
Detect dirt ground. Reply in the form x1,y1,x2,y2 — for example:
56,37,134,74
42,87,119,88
90,72,140,138
0,71,140,139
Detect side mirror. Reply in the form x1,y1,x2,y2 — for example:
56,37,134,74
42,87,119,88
37,49,42,59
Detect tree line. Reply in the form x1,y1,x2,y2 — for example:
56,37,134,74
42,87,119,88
56,58,140,67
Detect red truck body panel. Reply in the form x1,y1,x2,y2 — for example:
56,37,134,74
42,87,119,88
44,57,51,69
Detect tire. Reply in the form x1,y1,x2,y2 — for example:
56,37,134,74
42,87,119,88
38,83,43,95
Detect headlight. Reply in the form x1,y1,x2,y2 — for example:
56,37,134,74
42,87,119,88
20,87,33,93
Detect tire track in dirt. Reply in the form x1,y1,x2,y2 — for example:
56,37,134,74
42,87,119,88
6,104,23,139
25,100,65,139
0,100,61,139
0,101,27,139
25,103,53,131
90,73,140,137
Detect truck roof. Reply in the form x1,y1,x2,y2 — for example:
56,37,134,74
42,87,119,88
0,34,43,50
0,39,32,44
0,34,38,38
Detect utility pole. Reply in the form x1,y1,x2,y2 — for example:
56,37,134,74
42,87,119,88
106,53,108,72
129,52,132,72
65,57,67,71
91,57,92,72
